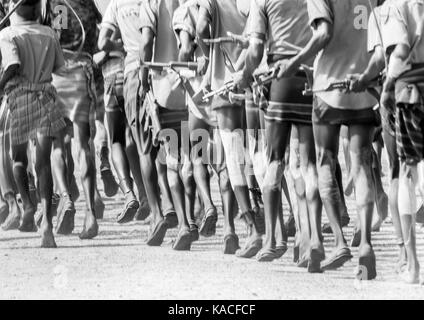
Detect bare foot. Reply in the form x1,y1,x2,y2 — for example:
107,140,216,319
40,222,57,248
356,244,377,281
134,198,150,221
236,235,263,259
199,207,218,237
308,243,325,274
223,233,240,255
1,210,21,231
372,193,388,231
55,196,76,235
395,245,407,274
146,217,169,246
172,228,192,251
18,206,37,233
117,191,139,224
101,169,119,198
321,246,352,271
79,213,98,240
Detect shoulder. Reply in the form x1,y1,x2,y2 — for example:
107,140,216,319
0,27,14,41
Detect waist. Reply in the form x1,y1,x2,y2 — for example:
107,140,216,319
7,79,53,91
268,53,295,64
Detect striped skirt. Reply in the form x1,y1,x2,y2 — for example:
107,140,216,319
265,74,312,125
5,81,66,146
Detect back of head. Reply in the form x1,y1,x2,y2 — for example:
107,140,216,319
12,0,41,21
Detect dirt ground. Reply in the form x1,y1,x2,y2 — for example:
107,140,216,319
1,153,424,300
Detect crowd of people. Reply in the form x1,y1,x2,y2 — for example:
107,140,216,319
0,0,423,285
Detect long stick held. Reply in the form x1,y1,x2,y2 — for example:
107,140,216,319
0,0,26,29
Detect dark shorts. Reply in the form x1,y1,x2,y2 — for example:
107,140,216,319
265,73,312,125
312,96,380,127
396,102,424,165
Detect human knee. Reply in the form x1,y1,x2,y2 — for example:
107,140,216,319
303,165,319,200
181,160,194,185
350,146,373,178
219,130,247,187
165,151,180,173
316,150,340,201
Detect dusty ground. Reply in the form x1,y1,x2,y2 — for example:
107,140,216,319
1,153,424,300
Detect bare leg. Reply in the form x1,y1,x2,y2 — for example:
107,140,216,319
73,121,98,239
0,107,20,229
257,119,291,262
125,124,149,220
314,123,352,270
180,124,198,243
189,113,217,237
217,107,262,258
156,152,176,221
96,118,119,198
35,134,56,248
371,141,389,231
12,143,36,232
398,162,420,284
298,124,323,272
106,109,139,223
382,129,405,272
212,131,239,254
349,124,377,280
51,130,76,235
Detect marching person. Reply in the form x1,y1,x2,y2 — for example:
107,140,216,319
138,0,199,250
196,0,265,259
99,0,178,247
173,0,241,253
279,0,380,279
96,0,151,223
0,0,67,247
0,0,22,231
49,0,105,238
236,0,323,269
347,0,407,272
378,0,424,284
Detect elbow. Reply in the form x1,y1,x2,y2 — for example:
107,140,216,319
196,21,209,40
179,45,193,62
392,44,410,61
317,31,332,48
140,31,154,52
249,44,264,65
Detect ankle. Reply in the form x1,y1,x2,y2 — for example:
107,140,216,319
120,178,134,194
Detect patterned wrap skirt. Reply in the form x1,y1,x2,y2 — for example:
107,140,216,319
4,80,66,146
394,68,424,165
